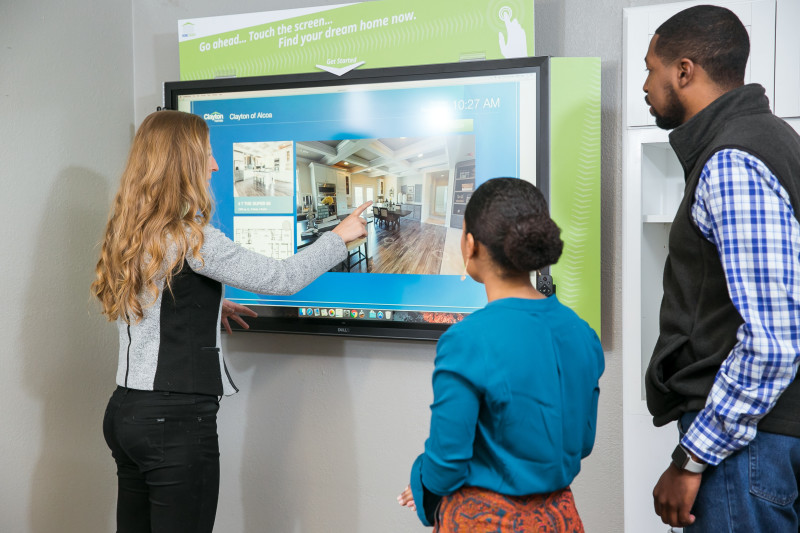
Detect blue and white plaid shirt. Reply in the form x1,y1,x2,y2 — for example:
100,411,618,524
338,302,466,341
682,149,800,465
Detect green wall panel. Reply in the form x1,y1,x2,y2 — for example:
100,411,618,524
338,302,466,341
549,57,601,335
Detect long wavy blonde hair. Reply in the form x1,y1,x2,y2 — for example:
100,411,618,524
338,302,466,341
91,110,214,323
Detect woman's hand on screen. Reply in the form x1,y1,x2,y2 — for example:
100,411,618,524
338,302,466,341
332,202,371,244
397,485,416,511
221,299,258,334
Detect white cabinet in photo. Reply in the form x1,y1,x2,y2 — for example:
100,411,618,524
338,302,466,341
624,0,776,128
335,171,348,213
775,0,800,118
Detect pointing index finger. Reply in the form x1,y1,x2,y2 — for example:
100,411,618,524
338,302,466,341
351,201,372,217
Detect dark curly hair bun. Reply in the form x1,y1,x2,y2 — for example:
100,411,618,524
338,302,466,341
504,214,563,272
464,177,563,275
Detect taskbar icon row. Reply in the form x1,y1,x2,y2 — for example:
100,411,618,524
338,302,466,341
298,307,393,320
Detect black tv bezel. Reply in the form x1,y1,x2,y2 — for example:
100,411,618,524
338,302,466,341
163,57,550,341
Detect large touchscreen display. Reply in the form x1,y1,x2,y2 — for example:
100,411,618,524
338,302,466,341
170,62,543,336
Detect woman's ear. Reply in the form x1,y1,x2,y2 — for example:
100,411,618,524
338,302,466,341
464,232,476,259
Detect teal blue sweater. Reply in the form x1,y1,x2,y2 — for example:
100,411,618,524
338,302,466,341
409,296,604,526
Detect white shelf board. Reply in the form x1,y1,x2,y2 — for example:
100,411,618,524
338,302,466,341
643,214,674,223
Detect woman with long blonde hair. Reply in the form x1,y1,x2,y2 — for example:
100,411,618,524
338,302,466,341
93,110,369,532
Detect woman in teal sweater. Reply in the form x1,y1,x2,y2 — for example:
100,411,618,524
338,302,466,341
398,178,604,532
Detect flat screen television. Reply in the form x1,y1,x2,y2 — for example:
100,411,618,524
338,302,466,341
163,57,549,340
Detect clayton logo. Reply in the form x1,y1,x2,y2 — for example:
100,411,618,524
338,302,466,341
181,22,196,38
204,111,224,123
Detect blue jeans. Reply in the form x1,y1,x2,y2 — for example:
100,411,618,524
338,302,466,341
679,411,800,533
103,386,221,533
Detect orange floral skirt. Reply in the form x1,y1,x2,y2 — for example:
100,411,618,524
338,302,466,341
433,486,584,533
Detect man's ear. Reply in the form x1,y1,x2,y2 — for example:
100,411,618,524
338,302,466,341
676,57,696,88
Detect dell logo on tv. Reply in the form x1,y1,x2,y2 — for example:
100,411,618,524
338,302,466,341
203,111,224,123
337,327,350,334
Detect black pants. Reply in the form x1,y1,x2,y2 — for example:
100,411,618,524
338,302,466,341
103,386,220,533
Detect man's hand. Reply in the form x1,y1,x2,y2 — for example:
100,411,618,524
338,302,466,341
653,464,702,527
221,299,258,334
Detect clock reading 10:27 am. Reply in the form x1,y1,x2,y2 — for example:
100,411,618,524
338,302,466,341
452,97,501,111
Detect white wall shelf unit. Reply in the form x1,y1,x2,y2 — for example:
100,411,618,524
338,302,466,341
622,1,783,531
775,0,800,118
624,0,776,128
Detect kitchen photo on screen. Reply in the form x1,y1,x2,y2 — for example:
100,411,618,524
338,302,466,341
295,134,475,276
232,141,294,198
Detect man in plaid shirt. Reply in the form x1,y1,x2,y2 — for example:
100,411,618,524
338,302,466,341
643,6,800,532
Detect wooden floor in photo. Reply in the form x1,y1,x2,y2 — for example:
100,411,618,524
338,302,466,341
350,220,447,275
234,178,293,197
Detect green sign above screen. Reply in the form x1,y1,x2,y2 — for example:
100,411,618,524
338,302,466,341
179,0,534,80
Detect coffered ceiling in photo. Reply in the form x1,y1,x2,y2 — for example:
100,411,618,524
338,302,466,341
296,135,474,179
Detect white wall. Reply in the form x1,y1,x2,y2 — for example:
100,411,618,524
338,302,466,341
0,1,134,531
0,0,686,531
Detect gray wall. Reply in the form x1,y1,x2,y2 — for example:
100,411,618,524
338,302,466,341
535,2,679,528
1,0,677,531
535,2,625,529
0,1,133,530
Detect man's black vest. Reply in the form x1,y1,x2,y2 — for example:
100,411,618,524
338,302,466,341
645,84,800,437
